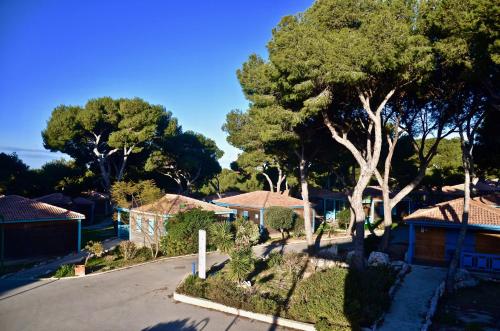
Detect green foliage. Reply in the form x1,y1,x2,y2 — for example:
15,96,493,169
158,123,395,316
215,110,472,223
145,130,223,193
233,217,260,248
42,97,172,191
161,209,217,256
226,247,255,283
264,207,296,236
205,275,249,309
208,221,234,253
0,153,33,196
336,208,350,230
54,264,75,278
288,266,396,330
266,251,284,268
111,180,163,208
176,274,207,298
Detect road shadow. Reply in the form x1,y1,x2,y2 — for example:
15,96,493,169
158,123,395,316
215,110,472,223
142,318,209,331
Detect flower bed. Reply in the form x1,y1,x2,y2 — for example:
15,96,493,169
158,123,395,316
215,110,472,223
176,252,397,331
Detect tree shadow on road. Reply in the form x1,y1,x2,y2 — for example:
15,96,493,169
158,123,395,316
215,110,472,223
142,318,209,331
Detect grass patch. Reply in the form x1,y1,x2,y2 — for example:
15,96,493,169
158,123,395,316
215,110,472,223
54,264,75,278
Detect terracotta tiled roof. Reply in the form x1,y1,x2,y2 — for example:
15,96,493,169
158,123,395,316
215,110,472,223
213,190,311,209
442,181,500,196
473,194,500,207
34,193,72,205
0,195,85,222
405,197,500,227
133,194,233,216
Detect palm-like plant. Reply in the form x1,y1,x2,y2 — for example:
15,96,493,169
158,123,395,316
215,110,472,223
209,221,234,253
226,247,254,283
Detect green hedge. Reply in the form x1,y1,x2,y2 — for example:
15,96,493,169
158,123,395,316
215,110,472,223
288,266,396,330
160,209,218,256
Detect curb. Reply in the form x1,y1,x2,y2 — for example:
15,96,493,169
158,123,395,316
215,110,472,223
421,281,445,331
40,251,220,280
173,292,316,331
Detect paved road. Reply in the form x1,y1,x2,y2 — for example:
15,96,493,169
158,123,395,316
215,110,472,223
379,265,447,331
0,238,351,331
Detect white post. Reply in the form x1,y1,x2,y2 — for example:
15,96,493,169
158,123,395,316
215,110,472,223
198,229,206,279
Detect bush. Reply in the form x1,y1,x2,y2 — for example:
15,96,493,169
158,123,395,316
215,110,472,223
336,208,350,230
234,217,260,247
54,264,75,278
205,276,249,309
136,246,153,261
226,247,255,282
209,221,234,253
177,274,207,298
288,266,396,329
85,240,104,257
292,214,305,237
119,240,137,260
161,208,218,256
264,206,296,238
266,251,284,268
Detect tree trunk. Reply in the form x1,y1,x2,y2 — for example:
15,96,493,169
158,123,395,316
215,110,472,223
98,158,112,193
299,157,314,252
262,172,274,192
446,131,473,293
349,169,372,270
117,154,128,182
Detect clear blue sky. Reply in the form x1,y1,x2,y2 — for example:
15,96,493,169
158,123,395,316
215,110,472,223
0,0,312,168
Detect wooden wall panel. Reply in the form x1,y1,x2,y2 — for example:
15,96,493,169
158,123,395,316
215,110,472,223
414,227,446,263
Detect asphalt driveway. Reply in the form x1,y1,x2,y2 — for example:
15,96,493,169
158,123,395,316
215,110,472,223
0,253,272,331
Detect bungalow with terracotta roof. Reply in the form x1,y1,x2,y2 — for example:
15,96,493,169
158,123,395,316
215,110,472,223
126,194,234,246
0,195,85,259
212,190,316,234
405,197,500,273
35,193,95,226
309,186,412,223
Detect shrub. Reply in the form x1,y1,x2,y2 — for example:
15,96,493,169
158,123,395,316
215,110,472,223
209,221,234,253
205,276,248,309
264,207,296,238
161,208,217,256
266,251,284,268
119,240,137,260
336,208,350,230
226,247,255,282
234,217,260,248
292,214,305,237
250,294,281,315
85,241,104,257
177,274,207,298
288,266,396,329
136,246,153,261
54,264,75,278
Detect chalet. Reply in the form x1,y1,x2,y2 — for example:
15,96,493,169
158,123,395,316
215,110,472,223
125,194,234,246
212,190,316,233
309,186,412,223
0,195,84,259
405,197,500,273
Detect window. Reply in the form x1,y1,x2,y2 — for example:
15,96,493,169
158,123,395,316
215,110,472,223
148,219,155,236
243,210,249,220
136,216,142,231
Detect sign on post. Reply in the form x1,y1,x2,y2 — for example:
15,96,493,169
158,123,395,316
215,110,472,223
198,229,206,279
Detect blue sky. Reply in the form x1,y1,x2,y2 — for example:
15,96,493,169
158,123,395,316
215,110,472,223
0,0,312,168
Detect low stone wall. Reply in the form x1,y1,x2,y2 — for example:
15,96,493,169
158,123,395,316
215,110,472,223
173,292,316,331
421,281,445,331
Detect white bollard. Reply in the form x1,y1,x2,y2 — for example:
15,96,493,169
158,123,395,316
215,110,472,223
198,229,206,279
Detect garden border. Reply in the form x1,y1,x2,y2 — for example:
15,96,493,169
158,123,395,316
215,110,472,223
173,291,316,331
39,251,219,280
